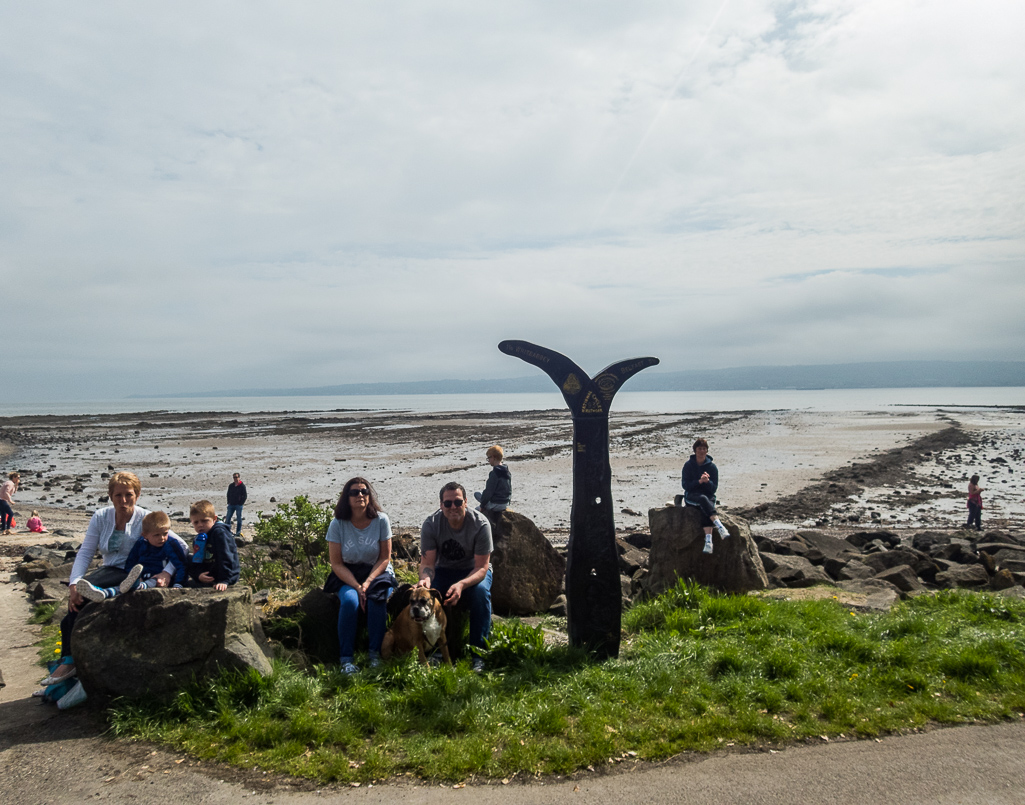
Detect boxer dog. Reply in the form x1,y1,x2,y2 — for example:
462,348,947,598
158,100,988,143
382,583,452,665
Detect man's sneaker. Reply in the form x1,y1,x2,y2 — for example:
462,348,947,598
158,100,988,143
119,564,144,594
57,680,88,710
716,522,731,540
341,662,360,676
703,536,713,555
472,658,485,673
368,655,382,669
77,580,107,602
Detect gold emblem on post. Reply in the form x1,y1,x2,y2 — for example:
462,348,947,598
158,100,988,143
581,391,603,414
563,373,582,395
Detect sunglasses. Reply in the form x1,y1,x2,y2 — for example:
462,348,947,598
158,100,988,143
349,488,370,497
443,499,465,508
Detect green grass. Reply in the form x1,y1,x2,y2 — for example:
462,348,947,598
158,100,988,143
106,582,1025,783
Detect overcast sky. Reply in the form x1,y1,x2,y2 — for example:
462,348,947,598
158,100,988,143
2,1,1022,402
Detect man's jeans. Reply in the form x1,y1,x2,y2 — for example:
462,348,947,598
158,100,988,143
432,566,493,651
225,504,244,534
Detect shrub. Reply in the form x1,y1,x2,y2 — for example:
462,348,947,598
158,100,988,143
252,496,333,588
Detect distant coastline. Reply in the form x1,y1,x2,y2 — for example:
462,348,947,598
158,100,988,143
129,360,1025,399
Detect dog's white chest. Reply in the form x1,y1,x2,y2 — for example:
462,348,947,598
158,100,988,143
423,613,443,647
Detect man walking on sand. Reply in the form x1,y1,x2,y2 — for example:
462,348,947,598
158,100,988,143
225,472,247,537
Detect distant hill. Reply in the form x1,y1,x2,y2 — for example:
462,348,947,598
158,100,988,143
131,361,1025,398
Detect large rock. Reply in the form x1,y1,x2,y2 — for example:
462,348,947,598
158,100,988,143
72,587,272,700
761,554,834,588
646,507,767,595
487,510,565,616
935,564,990,589
794,530,863,564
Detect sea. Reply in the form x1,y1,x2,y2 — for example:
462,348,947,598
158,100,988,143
0,387,1022,418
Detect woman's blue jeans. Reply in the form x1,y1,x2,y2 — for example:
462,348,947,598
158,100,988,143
337,585,387,663
0,500,13,531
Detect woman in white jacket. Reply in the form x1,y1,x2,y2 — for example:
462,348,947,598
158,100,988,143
44,472,180,690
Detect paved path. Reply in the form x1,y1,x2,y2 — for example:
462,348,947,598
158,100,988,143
4,550,1025,805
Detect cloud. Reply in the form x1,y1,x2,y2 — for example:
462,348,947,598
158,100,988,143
1,1,1022,401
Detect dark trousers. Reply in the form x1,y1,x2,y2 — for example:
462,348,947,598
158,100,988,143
0,500,13,530
60,566,129,657
966,502,982,530
687,494,717,528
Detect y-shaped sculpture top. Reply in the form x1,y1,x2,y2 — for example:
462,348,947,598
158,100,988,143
499,340,659,658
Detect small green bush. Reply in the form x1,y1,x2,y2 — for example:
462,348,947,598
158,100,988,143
252,496,333,587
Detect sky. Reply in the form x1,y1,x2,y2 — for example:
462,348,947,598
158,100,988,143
2,1,1023,402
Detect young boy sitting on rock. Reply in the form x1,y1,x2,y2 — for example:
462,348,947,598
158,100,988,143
78,511,190,600
474,444,512,513
186,500,241,591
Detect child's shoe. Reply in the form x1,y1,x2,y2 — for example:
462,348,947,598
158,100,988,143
77,580,108,602
119,564,145,594
703,535,713,555
715,522,731,540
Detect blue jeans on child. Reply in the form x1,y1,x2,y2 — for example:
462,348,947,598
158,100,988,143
432,566,493,652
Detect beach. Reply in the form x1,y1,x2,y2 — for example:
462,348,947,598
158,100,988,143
0,404,1022,540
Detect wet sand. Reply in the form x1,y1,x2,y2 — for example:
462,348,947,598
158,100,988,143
0,405,1022,539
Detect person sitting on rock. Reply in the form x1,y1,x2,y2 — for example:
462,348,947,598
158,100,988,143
77,511,189,600
185,500,240,591
417,482,493,672
474,444,512,513
681,438,730,555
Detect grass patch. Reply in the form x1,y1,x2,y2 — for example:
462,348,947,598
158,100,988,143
107,583,1025,783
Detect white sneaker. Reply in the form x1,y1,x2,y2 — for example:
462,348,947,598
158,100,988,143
703,536,713,555
120,564,144,594
716,522,730,540
77,580,107,602
341,662,360,676
57,680,88,710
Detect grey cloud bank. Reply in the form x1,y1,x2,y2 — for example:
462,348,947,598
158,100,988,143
2,1,1022,403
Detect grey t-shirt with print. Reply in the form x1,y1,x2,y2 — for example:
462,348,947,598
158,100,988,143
420,508,493,575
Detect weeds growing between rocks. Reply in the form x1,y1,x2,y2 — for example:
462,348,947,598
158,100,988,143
106,582,1025,784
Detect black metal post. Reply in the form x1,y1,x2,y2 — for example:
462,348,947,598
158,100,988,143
498,340,659,658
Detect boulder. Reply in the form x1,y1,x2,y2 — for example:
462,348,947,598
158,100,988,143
846,530,900,550
997,586,1025,600
761,554,834,588
912,531,951,553
836,559,875,581
616,539,648,575
836,579,901,612
861,548,926,575
72,587,272,700
265,588,341,664
935,564,990,589
487,510,565,616
873,565,925,595
990,569,1017,591
16,560,54,583
991,548,1025,566
646,507,767,595
794,530,863,563
22,545,74,565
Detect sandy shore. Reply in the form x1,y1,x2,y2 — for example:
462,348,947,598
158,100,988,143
0,405,1021,540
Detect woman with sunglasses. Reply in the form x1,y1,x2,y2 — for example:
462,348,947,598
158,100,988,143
327,477,396,675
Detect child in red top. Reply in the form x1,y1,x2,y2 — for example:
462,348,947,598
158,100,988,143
966,474,983,531
27,511,46,533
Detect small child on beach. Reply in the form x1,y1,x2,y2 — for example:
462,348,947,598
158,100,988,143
78,511,189,601
966,474,984,531
186,500,240,591
27,511,46,533
474,444,512,512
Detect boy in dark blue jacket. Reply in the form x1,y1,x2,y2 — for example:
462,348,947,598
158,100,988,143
474,444,512,512
77,511,189,600
681,438,731,555
186,499,241,590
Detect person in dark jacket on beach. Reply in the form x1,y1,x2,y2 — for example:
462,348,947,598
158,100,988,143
682,438,731,555
225,473,247,537
474,445,512,512
186,500,240,590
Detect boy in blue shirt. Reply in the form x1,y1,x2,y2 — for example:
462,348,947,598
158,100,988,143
77,511,189,600
186,499,240,590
